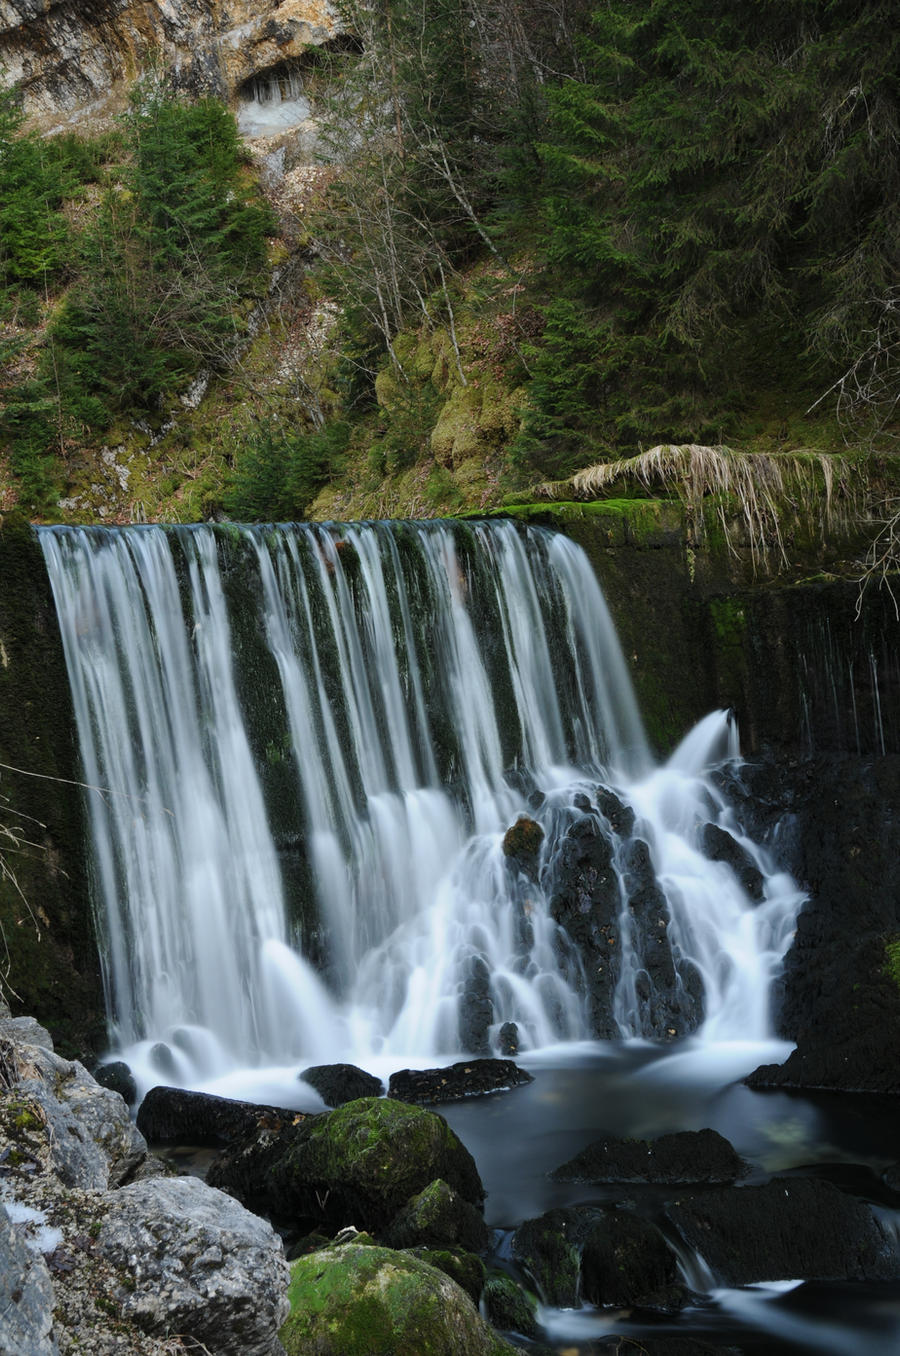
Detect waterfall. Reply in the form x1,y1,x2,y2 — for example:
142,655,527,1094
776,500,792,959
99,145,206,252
39,520,802,1094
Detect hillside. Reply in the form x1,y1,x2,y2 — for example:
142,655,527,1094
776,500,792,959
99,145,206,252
1,0,898,552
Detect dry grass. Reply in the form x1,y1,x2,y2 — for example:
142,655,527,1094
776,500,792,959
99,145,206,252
538,443,862,567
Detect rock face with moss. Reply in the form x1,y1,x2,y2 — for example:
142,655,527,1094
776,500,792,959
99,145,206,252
279,1242,516,1356
0,516,102,1055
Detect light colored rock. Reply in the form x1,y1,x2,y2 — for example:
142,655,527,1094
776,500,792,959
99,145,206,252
98,1174,290,1355
0,1014,54,1049
13,1043,147,1188
0,1201,58,1356
2,0,343,125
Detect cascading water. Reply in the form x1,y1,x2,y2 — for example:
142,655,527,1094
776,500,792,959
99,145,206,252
39,520,803,1099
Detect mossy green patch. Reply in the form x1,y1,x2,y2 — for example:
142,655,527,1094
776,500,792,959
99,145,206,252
885,937,900,994
281,1243,514,1356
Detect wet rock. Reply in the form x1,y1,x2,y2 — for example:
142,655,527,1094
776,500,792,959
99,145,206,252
383,1178,489,1253
596,785,636,837
623,838,703,1038
137,1084,306,1146
93,1061,137,1106
208,1096,484,1234
511,1206,601,1306
388,1058,533,1105
300,1062,383,1107
482,1271,539,1338
723,755,900,1094
581,1210,685,1312
97,1175,289,1355
498,1021,519,1056
0,1203,57,1356
547,814,620,1037
408,1248,486,1305
279,1242,515,1355
551,1128,749,1185
459,955,493,1055
700,822,765,901
148,1042,180,1081
665,1177,898,1284
501,815,544,874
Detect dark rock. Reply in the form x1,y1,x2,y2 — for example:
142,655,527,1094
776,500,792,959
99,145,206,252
498,1021,519,1056
552,1128,749,1185
699,822,765,901
666,1177,898,1284
388,1059,533,1106
383,1178,490,1253
300,1063,383,1107
501,815,544,871
622,838,703,1038
722,755,900,1094
572,792,592,812
93,1060,137,1106
137,1085,304,1146
407,1248,486,1305
547,814,620,1037
884,1163,900,1195
581,1210,685,1312
482,1271,539,1338
208,1096,484,1234
511,1206,602,1306
596,785,636,837
459,955,493,1055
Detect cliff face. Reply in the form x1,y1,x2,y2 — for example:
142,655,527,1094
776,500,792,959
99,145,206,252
1,0,340,124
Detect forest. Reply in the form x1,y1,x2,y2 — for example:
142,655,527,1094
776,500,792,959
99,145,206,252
0,0,897,523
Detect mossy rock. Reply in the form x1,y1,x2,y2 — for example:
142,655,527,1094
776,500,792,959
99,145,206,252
211,1097,485,1234
383,1178,489,1253
407,1248,486,1305
482,1271,539,1339
280,1243,515,1356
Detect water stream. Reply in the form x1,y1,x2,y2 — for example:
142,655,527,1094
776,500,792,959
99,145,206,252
39,518,894,1354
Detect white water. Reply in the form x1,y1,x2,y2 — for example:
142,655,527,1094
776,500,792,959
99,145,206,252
39,520,802,1100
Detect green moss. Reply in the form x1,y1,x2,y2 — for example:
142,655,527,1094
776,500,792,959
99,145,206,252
281,1244,513,1356
885,937,900,993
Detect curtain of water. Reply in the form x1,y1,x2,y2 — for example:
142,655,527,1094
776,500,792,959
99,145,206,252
39,520,802,1088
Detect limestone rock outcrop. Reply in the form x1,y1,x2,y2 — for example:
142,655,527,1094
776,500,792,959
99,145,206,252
1,0,341,125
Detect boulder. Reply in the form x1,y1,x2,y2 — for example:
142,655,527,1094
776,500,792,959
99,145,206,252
482,1271,539,1339
595,786,636,837
459,955,493,1055
501,816,544,875
408,1248,486,1305
665,1177,898,1284
208,1096,484,1234
0,1203,57,1356
580,1210,685,1312
551,1128,749,1185
511,1206,600,1306
383,1178,490,1253
388,1059,533,1106
137,1084,306,1146
93,1061,137,1106
12,1042,146,1189
279,1243,515,1356
300,1062,383,1106
498,1022,519,1056
547,813,621,1036
97,1175,290,1356
699,822,765,901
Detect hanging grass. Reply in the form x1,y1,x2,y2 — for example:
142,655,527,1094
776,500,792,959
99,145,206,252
536,444,865,568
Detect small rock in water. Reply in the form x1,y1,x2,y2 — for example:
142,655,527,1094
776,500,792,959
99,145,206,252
699,822,765,901
388,1059,533,1106
551,1127,749,1185
299,1063,383,1107
93,1060,137,1106
148,1041,180,1081
595,785,636,837
498,1021,519,1056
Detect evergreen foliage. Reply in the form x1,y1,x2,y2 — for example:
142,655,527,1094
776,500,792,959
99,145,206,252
226,419,350,521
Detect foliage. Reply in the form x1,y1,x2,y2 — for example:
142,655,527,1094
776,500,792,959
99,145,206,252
519,0,900,469
226,419,350,521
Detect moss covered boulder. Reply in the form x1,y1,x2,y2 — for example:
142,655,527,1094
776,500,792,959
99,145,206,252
280,1243,515,1356
209,1096,484,1235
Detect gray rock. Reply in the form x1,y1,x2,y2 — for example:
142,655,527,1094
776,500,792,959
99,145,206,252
14,1043,147,1188
98,1175,290,1356
0,1015,54,1049
0,1202,58,1356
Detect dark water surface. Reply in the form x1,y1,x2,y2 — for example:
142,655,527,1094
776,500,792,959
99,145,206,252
437,1041,900,1355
